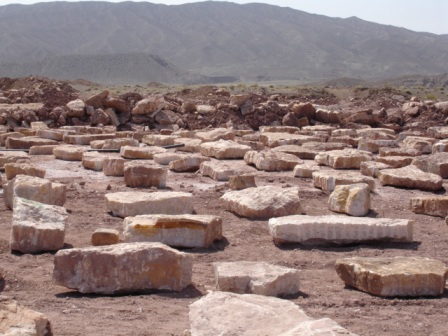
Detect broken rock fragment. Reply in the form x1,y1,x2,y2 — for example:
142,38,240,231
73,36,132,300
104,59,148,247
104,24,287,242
378,165,443,191
53,242,193,294
328,183,371,217
335,257,448,297
410,196,448,218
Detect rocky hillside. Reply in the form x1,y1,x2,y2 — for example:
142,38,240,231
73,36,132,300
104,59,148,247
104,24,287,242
0,1,447,83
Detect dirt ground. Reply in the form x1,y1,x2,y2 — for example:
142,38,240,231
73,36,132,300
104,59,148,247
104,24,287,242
0,152,447,336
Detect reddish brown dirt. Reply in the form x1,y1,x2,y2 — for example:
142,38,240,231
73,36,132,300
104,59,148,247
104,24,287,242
0,154,447,335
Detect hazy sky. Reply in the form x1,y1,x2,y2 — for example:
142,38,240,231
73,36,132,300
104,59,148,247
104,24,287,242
0,0,447,35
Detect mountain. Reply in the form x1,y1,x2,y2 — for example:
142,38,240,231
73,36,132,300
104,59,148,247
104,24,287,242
0,1,447,83
0,53,219,85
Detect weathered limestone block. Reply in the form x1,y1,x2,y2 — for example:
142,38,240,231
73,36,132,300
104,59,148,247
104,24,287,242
335,257,448,297
6,136,58,150
124,161,167,188
358,139,398,153
213,262,300,296
188,291,357,336
302,125,336,134
120,145,166,159
174,138,202,153
91,228,120,246
195,128,235,142
101,138,139,150
131,95,174,115
29,145,58,155
432,140,448,153
66,98,85,117
123,214,222,248
10,197,67,253
141,134,178,146
64,133,116,145
375,156,413,168
36,129,66,141
153,152,187,165
0,151,29,168
82,151,106,171
169,156,210,172
315,149,372,169
293,163,321,178
259,132,321,148
53,242,193,294
402,136,436,154
360,161,392,177
259,126,300,134
196,104,215,115
410,196,448,217
412,153,448,178
378,165,443,191
103,157,127,176
53,145,88,161
200,160,255,181
221,186,302,219
328,183,370,216
4,163,45,180
312,170,375,192
228,174,256,190
268,215,412,245
379,147,421,157
0,132,25,147
105,191,193,218
0,296,53,336
200,140,251,159
3,175,66,209
244,150,303,171
357,128,395,138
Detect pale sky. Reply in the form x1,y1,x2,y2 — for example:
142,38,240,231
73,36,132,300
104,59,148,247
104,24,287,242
0,0,447,35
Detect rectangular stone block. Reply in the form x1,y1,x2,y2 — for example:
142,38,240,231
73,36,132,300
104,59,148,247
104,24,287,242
105,191,194,218
53,242,193,294
123,214,222,248
268,215,413,245
410,196,448,217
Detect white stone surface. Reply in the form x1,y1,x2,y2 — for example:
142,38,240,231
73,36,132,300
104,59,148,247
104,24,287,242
328,183,371,216
105,191,194,218
213,261,300,296
221,186,302,218
10,197,67,253
268,215,413,245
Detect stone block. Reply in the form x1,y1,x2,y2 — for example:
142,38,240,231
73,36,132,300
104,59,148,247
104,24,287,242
91,228,120,246
378,165,443,191
375,156,413,168
335,257,448,297
410,196,448,217
0,296,52,336
82,151,106,171
412,153,448,178
188,291,357,336
259,132,321,148
200,140,251,159
312,170,375,192
53,145,88,161
10,197,67,253
6,136,57,150
169,156,210,172
123,214,222,248
53,242,193,294
105,191,193,218
3,175,66,209
29,145,58,155
200,160,255,181
228,174,256,190
213,261,300,296
221,186,302,219
328,183,370,216
293,163,320,178
120,145,166,159
268,215,413,245
103,157,127,176
124,161,167,188
314,149,372,169
360,161,392,177
244,150,303,171
4,163,45,180
195,128,235,142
